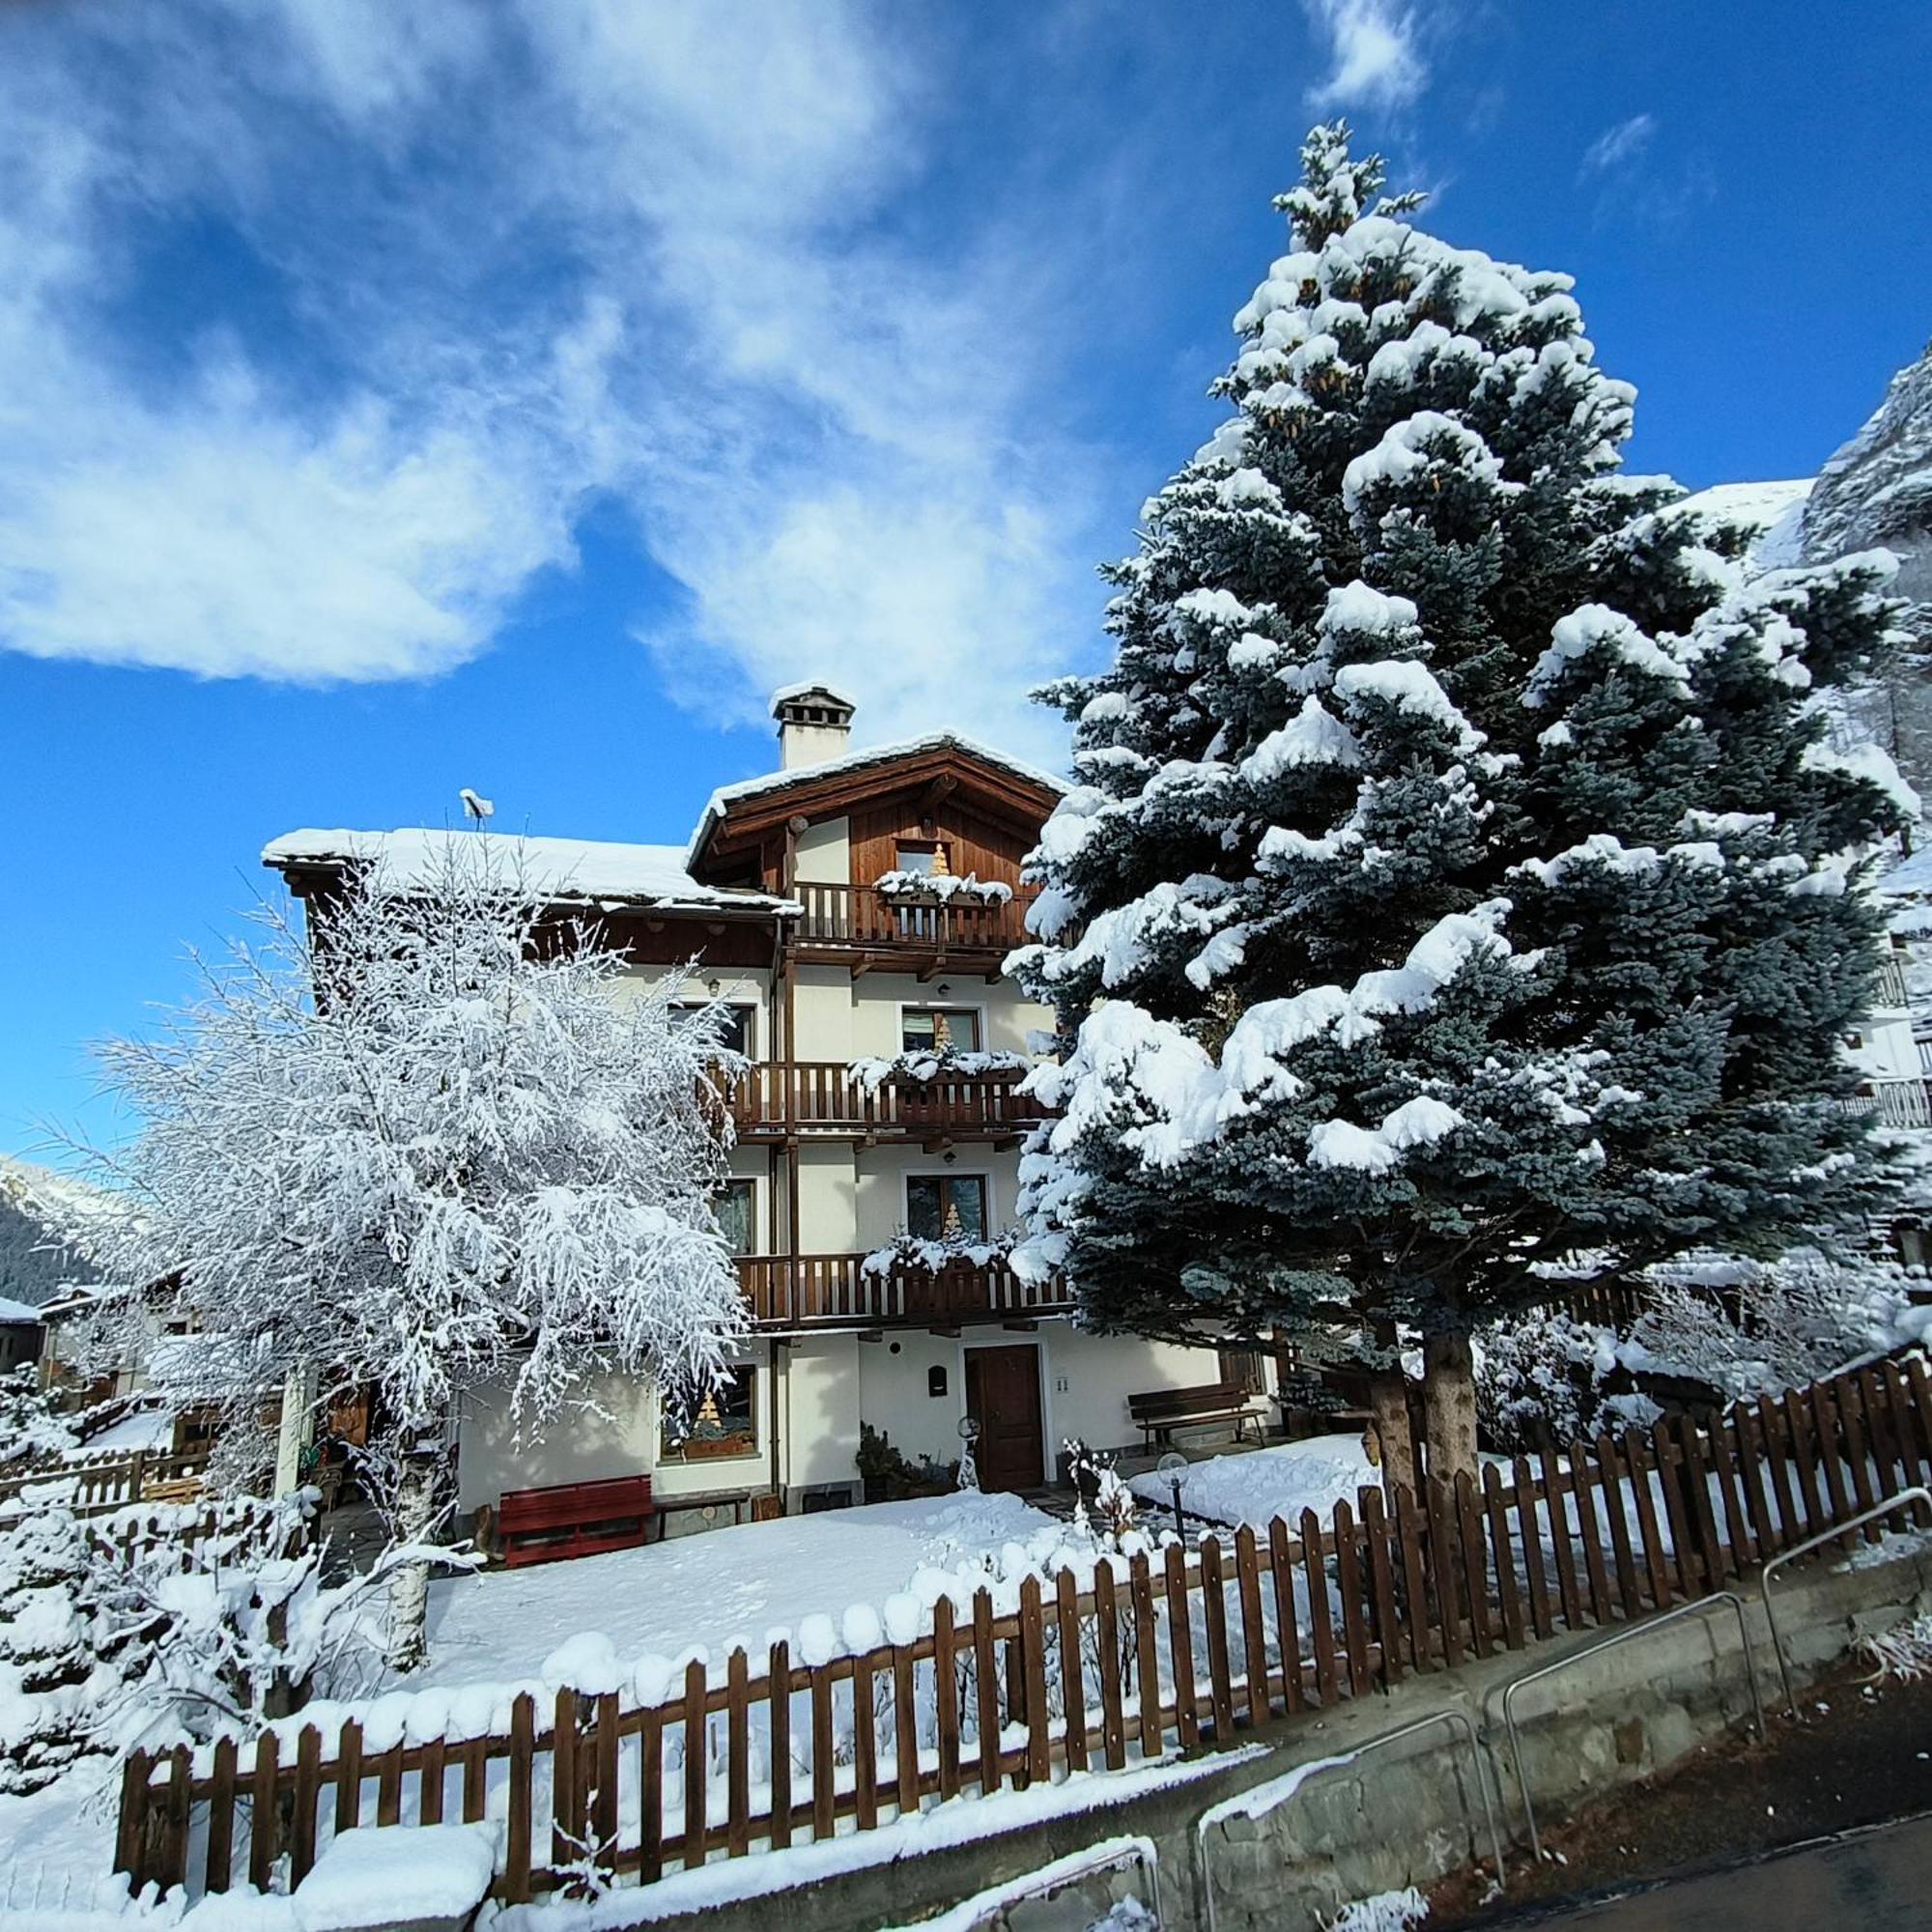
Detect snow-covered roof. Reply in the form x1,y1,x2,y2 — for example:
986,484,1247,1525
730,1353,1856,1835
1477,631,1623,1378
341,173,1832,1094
263,829,798,919
1669,478,1813,570
689,733,1066,863
770,680,857,713
0,1295,42,1324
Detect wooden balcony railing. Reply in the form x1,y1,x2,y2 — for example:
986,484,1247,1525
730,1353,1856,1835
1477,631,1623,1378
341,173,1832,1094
736,1253,1071,1328
722,1061,1050,1140
790,882,1037,958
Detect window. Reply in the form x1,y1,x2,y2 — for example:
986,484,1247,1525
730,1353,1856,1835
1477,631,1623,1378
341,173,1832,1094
901,1007,981,1054
895,841,946,875
662,1365,757,1461
714,1179,756,1257
907,1174,988,1243
673,1002,754,1058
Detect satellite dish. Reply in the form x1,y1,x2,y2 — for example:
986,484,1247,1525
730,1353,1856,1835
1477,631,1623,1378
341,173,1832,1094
459,788,495,826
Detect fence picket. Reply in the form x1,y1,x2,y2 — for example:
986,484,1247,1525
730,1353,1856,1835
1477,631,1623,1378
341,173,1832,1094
553,1688,581,1872
893,1639,920,1816
1094,1560,1128,1768
1019,1577,1051,1785
1623,1435,1671,1610
1054,1569,1088,1770
1301,1507,1341,1701
291,1725,323,1883
639,1705,664,1882
1332,1501,1371,1691
1200,1539,1236,1736
1481,1464,1525,1648
1511,1457,1552,1639
505,1695,533,1902
1165,1542,1200,1744
1391,1484,1431,1670
933,1597,961,1800
1454,1474,1494,1658
766,1644,791,1849
683,1663,709,1870
204,1737,237,1894
852,1653,879,1831
725,1656,751,1856
1267,1516,1305,1708
1591,1436,1641,1617
247,1733,279,1893
1422,1481,1464,1665
1130,1552,1163,1755
972,1590,1002,1796
1358,1491,1403,1686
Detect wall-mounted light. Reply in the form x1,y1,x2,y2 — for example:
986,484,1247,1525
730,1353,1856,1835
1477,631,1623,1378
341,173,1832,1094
707,978,722,997
937,982,952,998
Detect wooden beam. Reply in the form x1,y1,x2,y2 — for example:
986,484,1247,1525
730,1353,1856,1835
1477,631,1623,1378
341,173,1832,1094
858,1329,884,1345
919,955,949,983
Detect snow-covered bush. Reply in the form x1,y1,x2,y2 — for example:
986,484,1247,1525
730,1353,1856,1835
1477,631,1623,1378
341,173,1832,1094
1631,1249,1930,1403
1065,1438,1142,1549
63,837,750,1669
1475,1310,1659,1452
0,1490,472,1789
0,1365,80,1466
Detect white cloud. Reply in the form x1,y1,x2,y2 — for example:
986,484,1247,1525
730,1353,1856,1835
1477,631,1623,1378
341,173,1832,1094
0,1,1109,757
1580,113,1657,179
1302,0,1428,110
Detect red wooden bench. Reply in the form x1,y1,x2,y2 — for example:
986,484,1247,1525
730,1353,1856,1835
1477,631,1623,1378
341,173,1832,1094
497,1474,654,1568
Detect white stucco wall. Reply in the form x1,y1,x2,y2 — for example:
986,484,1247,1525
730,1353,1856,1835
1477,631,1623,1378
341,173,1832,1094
778,1332,862,1492
794,817,850,886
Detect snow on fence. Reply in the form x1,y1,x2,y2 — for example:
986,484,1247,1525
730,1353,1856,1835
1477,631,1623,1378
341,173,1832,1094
115,1350,1932,1905
0,1445,212,1520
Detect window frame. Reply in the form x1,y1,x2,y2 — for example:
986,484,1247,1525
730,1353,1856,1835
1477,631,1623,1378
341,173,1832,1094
904,1170,992,1243
897,1003,987,1056
660,1361,760,1463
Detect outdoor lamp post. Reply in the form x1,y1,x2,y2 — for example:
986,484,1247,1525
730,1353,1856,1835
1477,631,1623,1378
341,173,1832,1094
1156,1450,1188,1538
957,1413,980,1492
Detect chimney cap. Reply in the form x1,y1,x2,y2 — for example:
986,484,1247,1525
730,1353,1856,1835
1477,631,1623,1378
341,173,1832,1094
770,680,857,722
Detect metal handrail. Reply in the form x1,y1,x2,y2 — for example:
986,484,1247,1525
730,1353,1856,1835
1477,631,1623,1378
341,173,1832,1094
1761,1485,1932,1716
1497,1592,1763,1861
1193,1709,1505,1932
962,1838,1161,1931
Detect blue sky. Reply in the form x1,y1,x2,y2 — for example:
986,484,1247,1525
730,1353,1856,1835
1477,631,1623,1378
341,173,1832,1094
3,0,1928,1160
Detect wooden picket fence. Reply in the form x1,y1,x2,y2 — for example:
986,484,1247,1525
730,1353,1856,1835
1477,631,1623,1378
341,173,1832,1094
0,1445,211,1520
115,1350,1932,1904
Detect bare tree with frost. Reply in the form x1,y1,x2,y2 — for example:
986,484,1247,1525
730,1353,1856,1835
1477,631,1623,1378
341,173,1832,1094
71,839,749,1668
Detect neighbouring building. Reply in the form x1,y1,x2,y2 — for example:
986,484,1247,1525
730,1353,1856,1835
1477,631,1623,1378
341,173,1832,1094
263,687,1270,1519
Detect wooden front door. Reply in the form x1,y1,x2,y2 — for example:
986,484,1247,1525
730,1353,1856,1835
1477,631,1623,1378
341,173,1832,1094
965,1345,1044,1492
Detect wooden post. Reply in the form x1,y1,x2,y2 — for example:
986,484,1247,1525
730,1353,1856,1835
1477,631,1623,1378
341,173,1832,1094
1332,1501,1372,1692
504,1693,533,1903
1055,1569,1089,1769
725,1656,751,1856
1234,1526,1270,1724
972,1590,1002,1795
639,1704,665,1882
1301,1508,1341,1702
683,1660,709,1870
1267,1517,1305,1708
932,1598,961,1801
1200,1538,1236,1737
892,1638,919,1817
204,1737,238,1894
1094,1562,1127,1769
248,1732,280,1894
1019,1577,1051,1785
1165,1542,1200,1744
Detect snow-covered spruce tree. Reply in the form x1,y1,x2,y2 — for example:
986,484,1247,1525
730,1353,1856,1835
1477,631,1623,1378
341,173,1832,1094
1011,125,1912,1477
75,839,749,1668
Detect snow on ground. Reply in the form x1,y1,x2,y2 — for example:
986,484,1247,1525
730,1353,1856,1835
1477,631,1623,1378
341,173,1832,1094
409,1491,1056,1698
66,1409,176,1457
1129,1435,1380,1530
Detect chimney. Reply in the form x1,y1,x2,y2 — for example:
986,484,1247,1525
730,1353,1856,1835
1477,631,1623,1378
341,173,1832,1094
772,681,857,772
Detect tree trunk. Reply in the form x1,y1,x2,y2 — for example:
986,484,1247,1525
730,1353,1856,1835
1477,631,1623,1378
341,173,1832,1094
1421,1328,1479,1480
384,1451,440,1673
1366,1374,1415,1497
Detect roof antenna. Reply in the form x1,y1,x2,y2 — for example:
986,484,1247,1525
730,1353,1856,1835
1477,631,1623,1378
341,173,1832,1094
459,787,495,829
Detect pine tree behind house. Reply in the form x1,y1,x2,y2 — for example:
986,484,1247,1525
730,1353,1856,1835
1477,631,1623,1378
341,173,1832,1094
1010,125,1913,1476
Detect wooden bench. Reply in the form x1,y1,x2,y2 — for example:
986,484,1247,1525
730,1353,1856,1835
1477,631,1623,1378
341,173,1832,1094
497,1474,654,1568
1128,1381,1264,1451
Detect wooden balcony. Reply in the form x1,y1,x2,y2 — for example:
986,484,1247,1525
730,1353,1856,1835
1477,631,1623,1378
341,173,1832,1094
789,882,1037,979
736,1253,1072,1329
723,1061,1050,1146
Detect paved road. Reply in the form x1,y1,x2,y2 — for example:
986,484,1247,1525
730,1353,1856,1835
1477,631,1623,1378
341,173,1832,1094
1516,1810,1932,1927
